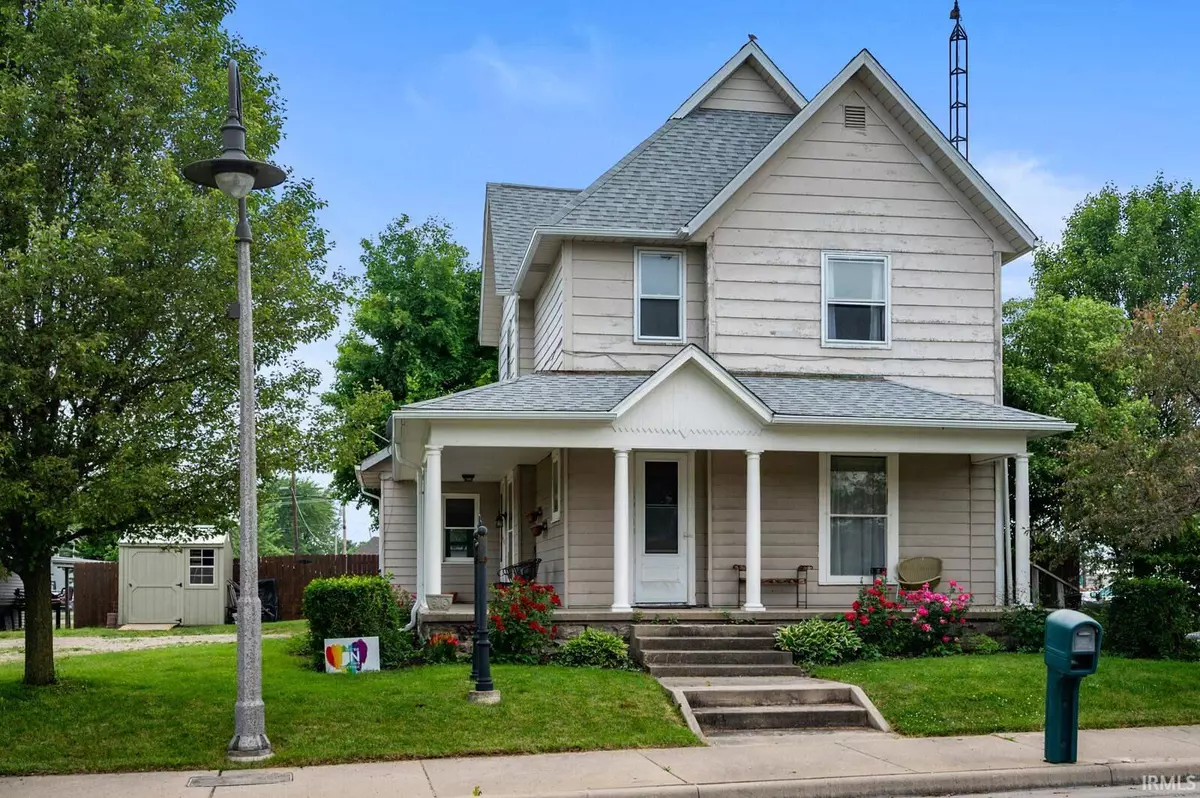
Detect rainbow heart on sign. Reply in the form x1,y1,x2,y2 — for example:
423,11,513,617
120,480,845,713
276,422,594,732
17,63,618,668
325,643,344,670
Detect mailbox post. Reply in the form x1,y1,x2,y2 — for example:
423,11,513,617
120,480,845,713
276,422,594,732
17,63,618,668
1044,609,1102,763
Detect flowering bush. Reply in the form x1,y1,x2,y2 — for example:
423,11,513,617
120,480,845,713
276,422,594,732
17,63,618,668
844,576,972,658
423,632,460,664
488,577,561,664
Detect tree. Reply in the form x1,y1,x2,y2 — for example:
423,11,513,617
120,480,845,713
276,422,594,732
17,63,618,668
257,476,340,556
321,216,495,506
1002,294,1144,545
1033,176,1200,315
0,1,344,684
1062,293,1200,572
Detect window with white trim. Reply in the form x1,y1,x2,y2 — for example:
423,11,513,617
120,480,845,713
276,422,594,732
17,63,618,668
443,494,479,562
820,454,897,583
550,449,562,522
188,548,215,585
635,249,685,342
822,252,890,346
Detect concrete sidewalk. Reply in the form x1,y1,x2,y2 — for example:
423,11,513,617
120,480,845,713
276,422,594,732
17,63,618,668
3,726,1199,798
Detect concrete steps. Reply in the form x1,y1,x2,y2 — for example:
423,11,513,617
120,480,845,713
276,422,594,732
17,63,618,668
632,624,793,678
691,703,870,732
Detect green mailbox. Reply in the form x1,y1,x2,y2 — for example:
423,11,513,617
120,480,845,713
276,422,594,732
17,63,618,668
1043,609,1103,763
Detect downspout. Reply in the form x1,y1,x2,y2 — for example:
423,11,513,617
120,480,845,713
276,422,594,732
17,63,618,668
390,432,425,633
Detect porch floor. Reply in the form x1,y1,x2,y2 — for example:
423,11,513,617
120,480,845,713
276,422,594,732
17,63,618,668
421,605,1006,624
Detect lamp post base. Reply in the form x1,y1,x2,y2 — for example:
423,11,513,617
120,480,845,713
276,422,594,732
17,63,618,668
227,733,274,762
468,690,502,706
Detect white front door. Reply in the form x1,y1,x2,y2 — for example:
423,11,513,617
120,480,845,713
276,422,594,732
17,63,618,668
634,453,690,605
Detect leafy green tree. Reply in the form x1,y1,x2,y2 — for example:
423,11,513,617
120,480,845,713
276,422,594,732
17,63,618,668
322,216,495,507
1062,293,1200,575
257,476,340,556
0,0,344,684
1033,176,1200,315
1002,294,1144,544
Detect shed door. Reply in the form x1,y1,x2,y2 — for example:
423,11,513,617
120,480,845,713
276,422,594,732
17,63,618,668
127,549,182,624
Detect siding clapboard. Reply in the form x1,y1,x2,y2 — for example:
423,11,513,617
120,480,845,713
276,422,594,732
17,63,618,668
518,299,535,376
535,454,565,599
381,478,417,594
569,242,707,372
499,295,518,379
699,63,794,115
533,251,565,371
708,81,999,400
565,449,615,608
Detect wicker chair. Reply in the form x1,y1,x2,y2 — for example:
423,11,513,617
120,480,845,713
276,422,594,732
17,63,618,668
896,556,943,591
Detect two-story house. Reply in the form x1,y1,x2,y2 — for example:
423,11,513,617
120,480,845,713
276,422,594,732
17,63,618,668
358,41,1071,615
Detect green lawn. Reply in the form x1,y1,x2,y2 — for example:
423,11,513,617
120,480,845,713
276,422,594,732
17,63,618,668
0,620,307,640
0,638,697,775
814,653,1200,736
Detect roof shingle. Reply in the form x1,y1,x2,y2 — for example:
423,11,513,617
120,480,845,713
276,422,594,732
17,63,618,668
485,183,579,292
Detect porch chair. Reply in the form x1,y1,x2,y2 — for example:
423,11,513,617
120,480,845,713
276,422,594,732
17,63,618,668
895,556,943,591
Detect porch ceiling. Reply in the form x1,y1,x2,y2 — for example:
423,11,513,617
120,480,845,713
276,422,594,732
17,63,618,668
440,446,551,482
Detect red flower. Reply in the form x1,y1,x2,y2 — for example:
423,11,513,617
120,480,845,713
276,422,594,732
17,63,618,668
844,611,857,622
859,615,870,626
852,600,861,611
551,625,559,637
533,602,548,612
551,595,562,607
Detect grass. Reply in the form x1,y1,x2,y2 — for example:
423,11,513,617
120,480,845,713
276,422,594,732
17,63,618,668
0,620,307,640
813,653,1200,736
0,638,698,775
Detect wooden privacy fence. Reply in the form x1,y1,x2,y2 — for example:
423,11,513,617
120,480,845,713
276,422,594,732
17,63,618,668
234,554,379,621
74,561,119,627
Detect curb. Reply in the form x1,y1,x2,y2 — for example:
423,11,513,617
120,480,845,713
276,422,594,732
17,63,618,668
526,759,1200,798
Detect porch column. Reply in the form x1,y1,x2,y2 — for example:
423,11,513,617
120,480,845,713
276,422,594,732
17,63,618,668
612,448,632,611
1014,453,1031,605
424,445,443,599
744,450,764,611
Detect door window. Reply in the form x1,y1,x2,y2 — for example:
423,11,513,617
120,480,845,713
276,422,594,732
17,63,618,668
643,461,679,554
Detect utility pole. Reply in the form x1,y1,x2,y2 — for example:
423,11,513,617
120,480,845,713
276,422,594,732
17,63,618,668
290,471,300,557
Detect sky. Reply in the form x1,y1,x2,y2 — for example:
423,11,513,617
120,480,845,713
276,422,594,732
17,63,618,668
225,0,1200,542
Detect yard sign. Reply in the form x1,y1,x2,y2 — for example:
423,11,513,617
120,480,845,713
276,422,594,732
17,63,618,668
324,636,380,674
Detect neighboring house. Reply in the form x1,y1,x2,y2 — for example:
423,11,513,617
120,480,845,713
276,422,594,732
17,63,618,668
358,41,1071,613
354,536,379,557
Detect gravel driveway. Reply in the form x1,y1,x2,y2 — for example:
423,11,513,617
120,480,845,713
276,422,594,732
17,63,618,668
0,633,291,664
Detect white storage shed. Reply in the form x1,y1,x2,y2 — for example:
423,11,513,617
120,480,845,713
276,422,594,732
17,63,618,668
118,531,233,626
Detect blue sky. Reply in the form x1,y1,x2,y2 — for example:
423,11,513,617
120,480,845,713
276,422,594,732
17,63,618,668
226,0,1200,539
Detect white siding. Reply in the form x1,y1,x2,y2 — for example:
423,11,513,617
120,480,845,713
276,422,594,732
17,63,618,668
564,448,613,608
518,299,535,376
533,251,565,371
699,63,794,115
535,454,566,598
569,242,707,371
499,294,518,380
707,81,999,400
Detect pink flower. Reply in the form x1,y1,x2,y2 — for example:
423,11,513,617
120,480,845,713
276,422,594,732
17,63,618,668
939,618,947,625
917,606,929,617
942,635,951,643
949,579,959,588
921,623,933,633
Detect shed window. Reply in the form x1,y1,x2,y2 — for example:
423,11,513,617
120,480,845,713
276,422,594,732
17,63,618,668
822,253,889,346
635,250,684,342
444,495,479,562
188,548,215,585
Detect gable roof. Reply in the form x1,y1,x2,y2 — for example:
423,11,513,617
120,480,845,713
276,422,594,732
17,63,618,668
682,49,1039,259
670,39,807,119
485,183,579,293
611,345,772,423
541,109,793,233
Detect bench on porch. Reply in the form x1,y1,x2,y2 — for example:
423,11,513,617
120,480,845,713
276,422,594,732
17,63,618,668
733,564,813,608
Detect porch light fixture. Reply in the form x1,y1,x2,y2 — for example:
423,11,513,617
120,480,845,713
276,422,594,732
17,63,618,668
462,474,475,483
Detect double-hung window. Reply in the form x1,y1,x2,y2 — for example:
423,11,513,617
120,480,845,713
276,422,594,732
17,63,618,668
188,548,215,586
822,252,890,347
443,494,479,562
635,249,685,342
820,454,897,584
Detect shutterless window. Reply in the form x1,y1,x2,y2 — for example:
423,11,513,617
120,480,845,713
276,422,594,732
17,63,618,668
188,548,215,585
636,250,684,341
828,456,888,578
444,495,479,561
550,449,562,523
823,253,889,345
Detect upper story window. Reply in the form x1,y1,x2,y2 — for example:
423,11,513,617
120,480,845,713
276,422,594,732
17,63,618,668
821,252,890,348
635,249,685,343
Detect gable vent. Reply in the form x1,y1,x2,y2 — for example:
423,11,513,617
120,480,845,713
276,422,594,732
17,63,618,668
844,105,867,129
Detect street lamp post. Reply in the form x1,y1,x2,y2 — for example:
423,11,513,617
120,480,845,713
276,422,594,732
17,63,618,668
183,59,286,763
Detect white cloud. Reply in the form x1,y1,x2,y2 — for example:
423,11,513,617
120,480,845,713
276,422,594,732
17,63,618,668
973,152,1091,299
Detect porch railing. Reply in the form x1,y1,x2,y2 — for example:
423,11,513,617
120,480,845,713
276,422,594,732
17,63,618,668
1031,563,1082,609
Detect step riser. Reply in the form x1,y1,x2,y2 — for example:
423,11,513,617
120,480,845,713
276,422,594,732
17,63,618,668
695,707,870,732
636,636,777,651
632,624,777,639
647,664,800,677
685,688,853,708
642,650,792,666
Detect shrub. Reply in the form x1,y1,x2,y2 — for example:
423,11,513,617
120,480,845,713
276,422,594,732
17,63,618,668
554,628,631,669
843,577,972,657
423,632,461,664
302,575,417,670
961,631,1002,655
998,605,1048,652
776,619,862,666
488,577,560,664
1108,576,1198,659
